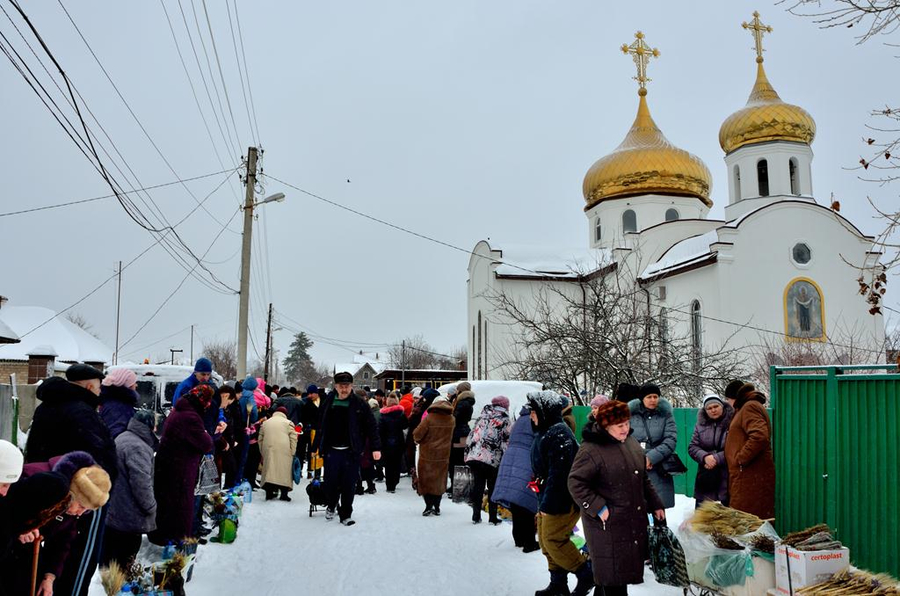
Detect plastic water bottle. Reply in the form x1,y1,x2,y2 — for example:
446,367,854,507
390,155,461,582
240,479,252,503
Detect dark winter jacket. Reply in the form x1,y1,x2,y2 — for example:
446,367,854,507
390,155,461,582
491,406,539,514
530,421,578,515
453,392,476,429
568,422,665,586
312,392,381,459
150,398,214,545
26,377,117,481
688,404,734,506
300,397,320,434
99,384,138,439
274,394,304,425
378,405,408,452
725,392,775,519
172,373,217,405
628,397,677,508
108,418,158,533
465,404,511,468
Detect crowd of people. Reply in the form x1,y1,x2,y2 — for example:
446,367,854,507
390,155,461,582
0,356,775,596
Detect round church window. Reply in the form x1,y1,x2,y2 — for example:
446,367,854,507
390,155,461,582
792,242,811,265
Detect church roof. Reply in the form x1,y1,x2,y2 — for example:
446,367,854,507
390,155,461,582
0,305,112,363
493,243,614,279
640,230,719,280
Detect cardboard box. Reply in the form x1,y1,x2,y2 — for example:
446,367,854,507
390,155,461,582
774,545,850,595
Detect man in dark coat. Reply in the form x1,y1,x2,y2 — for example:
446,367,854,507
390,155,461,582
274,388,304,425
568,400,665,594
528,390,592,596
724,383,775,519
25,365,117,596
311,372,380,526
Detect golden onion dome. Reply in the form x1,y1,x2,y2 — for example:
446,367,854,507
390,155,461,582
583,89,713,210
718,60,816,154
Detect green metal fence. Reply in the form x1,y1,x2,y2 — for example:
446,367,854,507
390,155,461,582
772,364,900,578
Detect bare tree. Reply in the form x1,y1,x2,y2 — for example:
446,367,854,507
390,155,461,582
201,340,237,381
487,270,747,407
65,311,101,339
785,0,900,313
388,335,441,370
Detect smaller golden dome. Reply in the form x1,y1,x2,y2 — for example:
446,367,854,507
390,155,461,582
718,62,816,154
583,91,713,209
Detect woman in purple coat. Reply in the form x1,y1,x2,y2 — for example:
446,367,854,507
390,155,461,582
687,394,734,507
150,385,214,545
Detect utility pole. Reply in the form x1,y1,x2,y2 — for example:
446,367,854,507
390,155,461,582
114,260,122,365
400,339,406,388
263,302,273,382
236,147,258,380
170,348,183,365
190,325,194,362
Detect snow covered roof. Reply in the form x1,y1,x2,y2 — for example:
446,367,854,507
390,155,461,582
0,306,112,364
640,230,719,279
352,352,389,374
0,319,19,344
492,243,614,278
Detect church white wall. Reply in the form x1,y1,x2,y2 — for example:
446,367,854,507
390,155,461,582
650,202,884,369
586,194,710,249
724,141,814,220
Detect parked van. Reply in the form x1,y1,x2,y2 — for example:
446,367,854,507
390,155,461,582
105,364,224,414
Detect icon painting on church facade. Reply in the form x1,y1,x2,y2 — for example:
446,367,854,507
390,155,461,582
784,278,825,340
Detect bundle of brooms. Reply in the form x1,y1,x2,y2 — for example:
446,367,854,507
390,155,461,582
781,524,831,547
796,569,900,595
690,501,765,536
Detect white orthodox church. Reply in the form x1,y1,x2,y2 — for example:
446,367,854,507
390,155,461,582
466,17,885,383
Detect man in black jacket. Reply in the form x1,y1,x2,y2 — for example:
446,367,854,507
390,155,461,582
25,364,117,596
311,372,380,526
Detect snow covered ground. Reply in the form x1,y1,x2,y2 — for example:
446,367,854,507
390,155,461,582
90,479,694,596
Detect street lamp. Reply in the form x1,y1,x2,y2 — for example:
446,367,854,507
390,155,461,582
237,149,286,380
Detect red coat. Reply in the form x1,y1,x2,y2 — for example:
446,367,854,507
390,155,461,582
399,393,414,418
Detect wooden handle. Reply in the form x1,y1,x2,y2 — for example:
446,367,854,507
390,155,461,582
30,538,40,596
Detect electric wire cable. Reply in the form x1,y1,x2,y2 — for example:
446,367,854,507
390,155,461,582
230,0,260,144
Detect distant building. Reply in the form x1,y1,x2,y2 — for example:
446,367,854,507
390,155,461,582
374,368,467,392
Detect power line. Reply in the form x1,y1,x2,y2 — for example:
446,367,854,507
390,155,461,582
0,168,236,217
223,0,256,147
230,0,260,144
200,0,243,149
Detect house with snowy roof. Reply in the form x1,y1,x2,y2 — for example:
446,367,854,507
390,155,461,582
0,299,112,383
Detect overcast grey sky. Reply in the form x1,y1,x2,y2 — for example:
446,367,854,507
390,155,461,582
1,1,896,371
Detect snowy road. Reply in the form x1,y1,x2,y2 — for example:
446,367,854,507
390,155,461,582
92,478,691,596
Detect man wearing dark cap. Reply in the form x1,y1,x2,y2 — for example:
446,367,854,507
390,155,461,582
311,372,381,526
173,357,217,404
25,364,116,596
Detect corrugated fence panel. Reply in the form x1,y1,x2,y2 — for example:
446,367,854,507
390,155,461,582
774,375,829,537
673,408,699,499
835,376,900,577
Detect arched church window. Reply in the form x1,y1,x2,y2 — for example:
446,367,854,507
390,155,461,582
622,209,637,233
784,278,825,340
789,158,800,195
733,165,742,201
757,159,769,197
595,217,602,242
690,300,702,354
665,208,679,222
477,311,483,379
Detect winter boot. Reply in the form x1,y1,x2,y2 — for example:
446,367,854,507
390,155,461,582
534,570,570,596
472,508,482,524
325,507,336,521
571,562,593,596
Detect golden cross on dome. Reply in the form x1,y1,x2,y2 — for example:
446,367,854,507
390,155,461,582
742,11,773,63
620,31,660,94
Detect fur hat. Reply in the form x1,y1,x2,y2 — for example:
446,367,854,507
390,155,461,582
0,439,23,483
590,394,609,408
491,396,510,410
724,379,746,400
735,383,766,407
456,381,471,394
639,383,661,399
594,401,631,428
69,465,111,509
52,451,97,483
367,398,379,409
333,371,353,384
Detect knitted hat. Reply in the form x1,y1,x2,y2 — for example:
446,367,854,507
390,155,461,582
306,384,318,395
194,358,213,373
639,383,661,399
103,367,136,388
456,382,471,394
724,379,746,400
491,396,510,410
0,439,24,483
69,465,111,509
702,394,725,409
275,406,288,415
590,394,610,408
594,401,631,428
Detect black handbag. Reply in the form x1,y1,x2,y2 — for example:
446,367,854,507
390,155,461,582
660,453,688,476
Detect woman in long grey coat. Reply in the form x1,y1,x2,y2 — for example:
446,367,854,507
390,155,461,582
569,400,665,595
628,383,677,508
259,407,298,501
